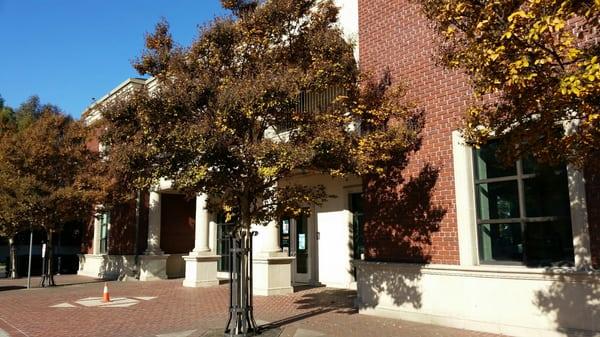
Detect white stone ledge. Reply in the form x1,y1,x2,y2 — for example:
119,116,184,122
354,260,600,282
253,256,295,265
182,255,220,262
77,254,137,280
360,307,599,337
355,260,600,336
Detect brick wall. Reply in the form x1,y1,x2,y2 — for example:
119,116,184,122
359,0,600,267
160,194,195,254
359,0,471,265
82,127,99,255
108,199,137,255
81,216,94,254
110,192,150,255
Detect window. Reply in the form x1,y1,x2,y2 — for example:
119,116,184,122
99,212,109,254
473,142,574,267
349,192,364,260
274,86,347,133
216,213,234,272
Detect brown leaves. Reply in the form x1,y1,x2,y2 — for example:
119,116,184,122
221,0,259,16
133,20,175,77
0,109,106,234
101,1,420,229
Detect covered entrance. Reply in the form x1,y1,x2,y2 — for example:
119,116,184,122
280,213,317,285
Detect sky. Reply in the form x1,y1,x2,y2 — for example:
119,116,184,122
0,0,228,118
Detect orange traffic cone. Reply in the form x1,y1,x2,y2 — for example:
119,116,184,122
102,282,110,302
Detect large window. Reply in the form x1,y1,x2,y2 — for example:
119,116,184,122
473,143,574,267
99,212,109,254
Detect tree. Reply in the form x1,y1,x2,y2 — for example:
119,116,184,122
0,95,16,131
0,166,24,279
0,95,28,279
14,96,59,130
0,95,61,134
417,0,600,167
100,1,420,335
0,107,105,285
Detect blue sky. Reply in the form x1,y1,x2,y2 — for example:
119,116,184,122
0,0,227,118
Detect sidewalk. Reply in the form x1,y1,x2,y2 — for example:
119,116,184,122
0,275,501,337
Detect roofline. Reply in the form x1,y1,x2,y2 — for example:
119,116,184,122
81,77,149,118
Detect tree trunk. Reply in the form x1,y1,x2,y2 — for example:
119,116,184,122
9,237,18,279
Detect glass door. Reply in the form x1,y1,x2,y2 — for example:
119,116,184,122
294,215,310,282
280,215,313,284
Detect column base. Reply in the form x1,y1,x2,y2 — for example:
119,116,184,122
252,252,294,296
139,254,169,281
182,254,220,288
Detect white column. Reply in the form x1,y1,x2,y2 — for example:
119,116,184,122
92,211,101,255
140,191,168,281
145,191,163,255
253,217,293,296
262,220,281,253
192,193,210,255
183,193,219,287
451,130,478,266
567,165,592,270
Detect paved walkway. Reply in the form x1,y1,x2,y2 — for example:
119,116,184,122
0,275,501,337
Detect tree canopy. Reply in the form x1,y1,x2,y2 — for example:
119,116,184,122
100,0,421,230
0,95,64,134
0,96,16,130
0,106,105,237
418,0,600,167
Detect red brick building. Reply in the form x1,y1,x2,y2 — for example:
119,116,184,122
355,1,599,336
77,1,599,336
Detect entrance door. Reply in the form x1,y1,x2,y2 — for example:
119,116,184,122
280,214,314,284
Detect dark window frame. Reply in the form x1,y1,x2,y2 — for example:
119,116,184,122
216,214,234,273
99,212,109,254
473,148,573,267
349,192,364,260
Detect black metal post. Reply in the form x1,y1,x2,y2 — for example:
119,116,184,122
224,228,258,337
40,243,46,288
57,230,62,275
27,228,33,289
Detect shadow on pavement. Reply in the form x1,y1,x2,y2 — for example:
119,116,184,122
294,288,358,314
258,308,335,331
258,288,358,335
0,275,105,290
51,279,106,287
0,285,26,292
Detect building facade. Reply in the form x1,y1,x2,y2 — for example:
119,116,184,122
77,1,599,336
355,1,600,336
78,76,364,292
78,0,362,292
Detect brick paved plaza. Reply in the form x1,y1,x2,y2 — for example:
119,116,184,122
0,275,501,337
